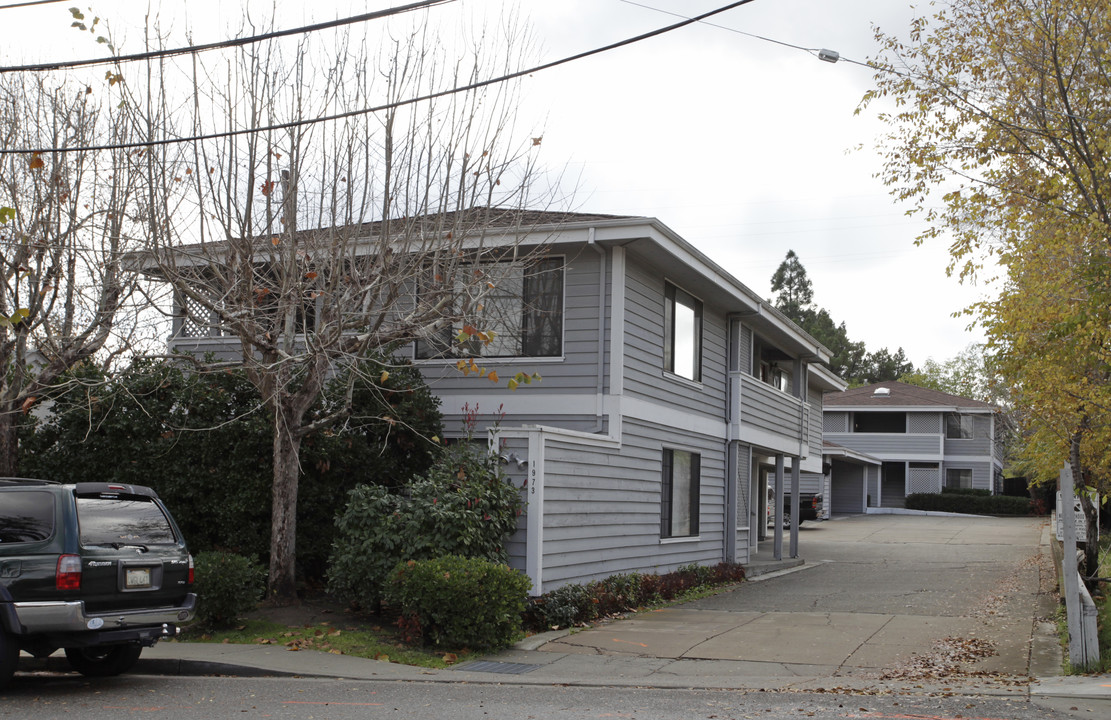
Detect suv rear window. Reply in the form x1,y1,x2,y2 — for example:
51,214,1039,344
76,495,177,545
0,490,55,543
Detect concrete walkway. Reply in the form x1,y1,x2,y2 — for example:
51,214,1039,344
18,514,1111,704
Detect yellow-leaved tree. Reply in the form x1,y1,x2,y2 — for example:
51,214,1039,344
862,0,1111,570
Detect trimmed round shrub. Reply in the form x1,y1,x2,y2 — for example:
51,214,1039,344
192,551,266,630
385,555,531,650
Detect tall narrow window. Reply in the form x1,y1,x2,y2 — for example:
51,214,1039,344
661,449,700,538
664,283,702,381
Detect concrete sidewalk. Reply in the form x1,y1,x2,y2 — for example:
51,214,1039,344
17,515,1111,704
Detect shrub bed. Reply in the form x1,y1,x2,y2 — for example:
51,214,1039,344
905,492,1031,515
524,562,746,631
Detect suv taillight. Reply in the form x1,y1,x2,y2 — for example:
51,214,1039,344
187,554,194,585
56,554,82,590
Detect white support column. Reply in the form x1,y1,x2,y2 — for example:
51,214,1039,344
774,454,785,560
790,459,801,558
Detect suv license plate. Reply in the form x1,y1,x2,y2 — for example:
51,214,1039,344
125,567,152,589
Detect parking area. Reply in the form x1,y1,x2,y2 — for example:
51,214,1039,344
537,514,1058,687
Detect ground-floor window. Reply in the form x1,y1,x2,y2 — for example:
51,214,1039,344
945,468,972,490
661,449,700,538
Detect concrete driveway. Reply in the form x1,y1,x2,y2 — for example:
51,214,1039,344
536,514,1060,689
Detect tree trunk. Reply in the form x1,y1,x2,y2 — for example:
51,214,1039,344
0,411,18,477
268,402,303,605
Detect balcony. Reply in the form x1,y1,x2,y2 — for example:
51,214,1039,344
731,372,809,457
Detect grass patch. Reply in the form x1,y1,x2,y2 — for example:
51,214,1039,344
179,618,475,669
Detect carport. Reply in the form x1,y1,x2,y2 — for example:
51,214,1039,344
824,442,881,515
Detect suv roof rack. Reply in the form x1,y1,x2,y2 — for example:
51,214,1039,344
0,477,60,486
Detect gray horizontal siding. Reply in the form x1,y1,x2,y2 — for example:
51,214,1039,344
537,419,727,591
620,255,728,419
824,433,941,457
741,375,804,439
943,461,994,492
806,386,823,458
944,437,992,457
798,471,823,495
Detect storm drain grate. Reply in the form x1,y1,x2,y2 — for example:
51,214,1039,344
456,661,540,675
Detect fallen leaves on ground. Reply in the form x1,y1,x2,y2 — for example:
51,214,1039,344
879,636,996,680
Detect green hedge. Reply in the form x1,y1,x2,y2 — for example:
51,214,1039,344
905,492,1031,515
20,357,443,582
385,555,530,649
940,487,992,497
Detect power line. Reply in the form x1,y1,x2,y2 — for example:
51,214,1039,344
0,0,456,74
0,0,68,10
2,0,761,156
618,0,878,71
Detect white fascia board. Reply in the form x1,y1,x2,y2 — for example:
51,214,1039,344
809,364,846,392
823,446,883,466
824,405,996,414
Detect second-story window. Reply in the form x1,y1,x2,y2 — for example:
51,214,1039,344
946,414,975,439
415,257,563,359
664,283,702,382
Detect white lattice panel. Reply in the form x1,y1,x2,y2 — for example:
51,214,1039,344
908,413,940,434
179,296,218,337
908,467,940,495
824,412,849,433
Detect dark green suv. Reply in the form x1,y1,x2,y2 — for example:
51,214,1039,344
1,479,195,689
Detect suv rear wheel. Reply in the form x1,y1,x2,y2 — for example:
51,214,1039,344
64,644,143,677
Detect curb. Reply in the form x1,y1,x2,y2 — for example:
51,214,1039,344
21,655,302,679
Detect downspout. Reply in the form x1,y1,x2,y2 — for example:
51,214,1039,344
587,229,606,434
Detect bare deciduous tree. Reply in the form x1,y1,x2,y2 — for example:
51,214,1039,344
131,13,555,603
0,73,149,475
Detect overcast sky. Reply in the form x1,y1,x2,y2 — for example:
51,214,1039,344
3,0,989,367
